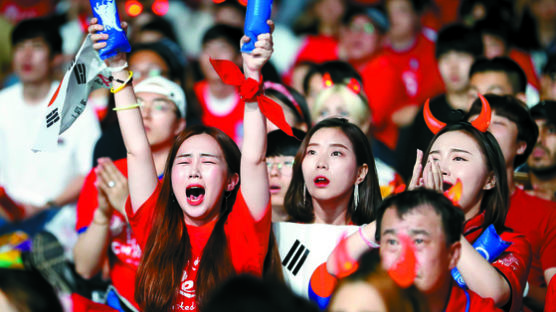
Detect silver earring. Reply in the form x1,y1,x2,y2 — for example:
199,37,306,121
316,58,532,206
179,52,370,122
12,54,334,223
303,184,307,205
354,184,359,210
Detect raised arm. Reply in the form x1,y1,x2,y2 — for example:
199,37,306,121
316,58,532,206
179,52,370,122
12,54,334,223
239,23,274,222
89,19,157,211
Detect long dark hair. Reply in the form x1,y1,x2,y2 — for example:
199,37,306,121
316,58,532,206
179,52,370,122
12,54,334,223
423,122,509,232
284,118,381,225
135,125,241,311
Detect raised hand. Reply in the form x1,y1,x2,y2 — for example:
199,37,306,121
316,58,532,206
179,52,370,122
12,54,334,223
408,149,444,192
241,20,274,80
408,149,424,190
88,17,127,68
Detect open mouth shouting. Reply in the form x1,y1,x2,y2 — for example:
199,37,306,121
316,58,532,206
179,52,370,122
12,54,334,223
314,176,330,187
270,184,282,194
186,184,205,206
442,181,453,192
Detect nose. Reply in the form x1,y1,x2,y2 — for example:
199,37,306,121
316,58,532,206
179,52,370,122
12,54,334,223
316,155,328,169
436,158,449,177
140,103,151,119
268,163,280,177
538,128,546,144
189,161,201,178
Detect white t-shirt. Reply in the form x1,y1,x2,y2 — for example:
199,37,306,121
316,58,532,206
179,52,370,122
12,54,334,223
0,82,100,256
0,82,100,205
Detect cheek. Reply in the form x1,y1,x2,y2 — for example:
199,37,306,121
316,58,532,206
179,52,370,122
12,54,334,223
379,249,396,269
547,138,556,153
32,50,50,64
280,175,293,189
301,159,311,177
458,61,473,77
338,158,358,177
171,167,187,193
205,166,229,190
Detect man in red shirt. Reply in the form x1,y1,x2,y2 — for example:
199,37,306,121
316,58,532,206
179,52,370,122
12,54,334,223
376,189,501,312
467,94,556,311
527,101,556,201
362,0,444,153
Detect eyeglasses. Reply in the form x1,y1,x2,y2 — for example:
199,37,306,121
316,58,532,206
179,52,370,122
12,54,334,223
349,22,375,34
266,160,295,175
130,67,168,81
137,98,177,115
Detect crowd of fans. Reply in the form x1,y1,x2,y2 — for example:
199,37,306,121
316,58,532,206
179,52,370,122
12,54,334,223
1,0,556,311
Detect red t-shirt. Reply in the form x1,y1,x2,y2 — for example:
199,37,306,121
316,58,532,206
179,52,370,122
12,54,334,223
445,283,502,312
506,188,556,289
125,183,271,312
194,80,244,146
380,32,445,107
293,35,339,66
76,158,141,310
361,55,408,150
463,212,532,312
367,32,444,149
546,276,556,311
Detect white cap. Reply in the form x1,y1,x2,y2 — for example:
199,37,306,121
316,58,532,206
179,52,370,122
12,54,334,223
134,76,187,118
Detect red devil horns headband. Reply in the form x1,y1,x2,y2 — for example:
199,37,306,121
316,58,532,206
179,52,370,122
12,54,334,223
424,93,492,134
322,72,361,95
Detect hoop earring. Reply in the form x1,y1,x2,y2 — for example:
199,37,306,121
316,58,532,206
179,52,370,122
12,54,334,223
354,184,359,211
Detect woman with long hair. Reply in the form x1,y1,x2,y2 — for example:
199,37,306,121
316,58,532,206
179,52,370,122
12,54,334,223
284,117,381,225
328,96,531,311
89,18,274,311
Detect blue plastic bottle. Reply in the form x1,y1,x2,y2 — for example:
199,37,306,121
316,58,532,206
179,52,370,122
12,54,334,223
241,0,273,53
90,0,131,60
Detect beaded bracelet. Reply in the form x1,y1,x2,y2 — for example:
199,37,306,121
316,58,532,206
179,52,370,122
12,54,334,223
113,103,140,111
359,226,380,248
110,71,134,94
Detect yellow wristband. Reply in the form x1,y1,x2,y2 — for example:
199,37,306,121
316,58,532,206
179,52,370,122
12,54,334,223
110,71,134,94
113,103,140,111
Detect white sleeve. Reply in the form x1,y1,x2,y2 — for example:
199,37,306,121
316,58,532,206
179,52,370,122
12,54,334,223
69,103,101,176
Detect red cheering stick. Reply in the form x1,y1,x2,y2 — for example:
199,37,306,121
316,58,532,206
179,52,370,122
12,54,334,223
0,186,25,221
